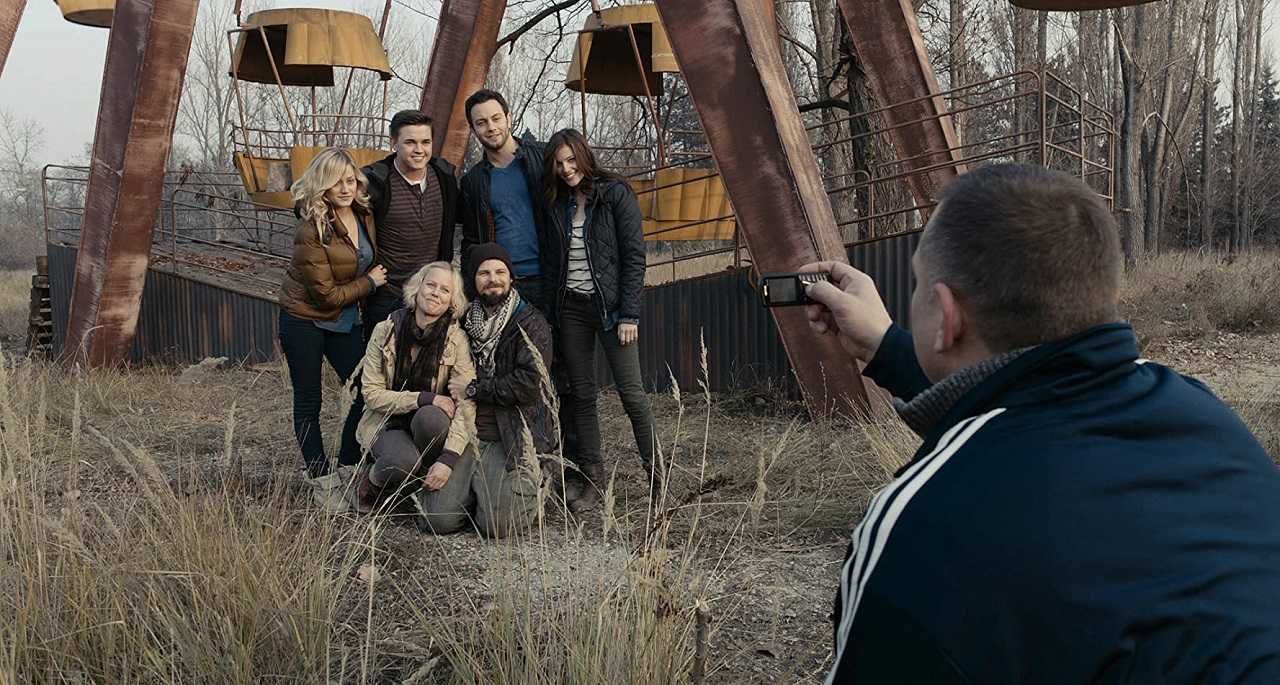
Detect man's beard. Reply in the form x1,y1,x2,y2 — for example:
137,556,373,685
479,130,509,152
479,287,510,309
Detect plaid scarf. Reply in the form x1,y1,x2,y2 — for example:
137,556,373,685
463,288,520,375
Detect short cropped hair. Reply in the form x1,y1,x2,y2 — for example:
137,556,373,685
464,88,509,124
402,262,467,321
918,163,1122,351
389,110,433,141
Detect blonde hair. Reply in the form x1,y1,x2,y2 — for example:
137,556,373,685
290,147,372,240
403,262,468,321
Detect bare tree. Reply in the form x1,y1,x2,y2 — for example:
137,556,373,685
0,108,46,266
1200,0,1222,248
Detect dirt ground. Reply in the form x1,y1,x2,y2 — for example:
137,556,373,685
6,334,1273,683
4,258,1278,683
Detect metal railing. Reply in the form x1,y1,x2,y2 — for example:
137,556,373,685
42,164,292,290
623,68,1115,282
231,113,390,158
806,69,1117,245
41,69,1115,290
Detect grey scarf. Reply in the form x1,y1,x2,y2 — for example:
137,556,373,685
463,289,520,374
894,347,1031,437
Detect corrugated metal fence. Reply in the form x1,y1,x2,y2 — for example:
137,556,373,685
632,230,919,392
49,242,280,364
48,230,919,390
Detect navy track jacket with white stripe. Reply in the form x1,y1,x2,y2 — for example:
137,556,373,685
829,322,1280,684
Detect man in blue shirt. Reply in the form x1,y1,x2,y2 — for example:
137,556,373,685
458,89,581,478
804,163,1280,683
458,89,550,314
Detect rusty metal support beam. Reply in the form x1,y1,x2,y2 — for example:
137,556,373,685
0,0,25,77
62,0,199,367
653,0,870,417
420,0,507,169
836,0,963,209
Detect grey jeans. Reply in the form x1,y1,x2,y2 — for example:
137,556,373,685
369,406,451,490
414,440,539,538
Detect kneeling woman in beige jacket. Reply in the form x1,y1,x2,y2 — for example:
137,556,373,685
352,262,476,513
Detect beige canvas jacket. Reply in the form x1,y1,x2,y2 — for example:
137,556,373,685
356,318,476,459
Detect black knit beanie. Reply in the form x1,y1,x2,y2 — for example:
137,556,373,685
464,242,515,296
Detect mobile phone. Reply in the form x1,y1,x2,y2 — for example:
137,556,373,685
758,271,830,307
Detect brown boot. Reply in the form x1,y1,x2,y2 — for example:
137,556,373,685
348,470,381,515
553,469,584,505
567,464,604,514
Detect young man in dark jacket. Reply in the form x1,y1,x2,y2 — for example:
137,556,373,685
804,164,1280,683
457,89,550,314
361,109,460,335
458,89,579,471
415,243,554,538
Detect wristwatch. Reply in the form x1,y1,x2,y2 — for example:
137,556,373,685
465,379,478,399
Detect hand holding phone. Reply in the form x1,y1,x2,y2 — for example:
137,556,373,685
794,262,894,363
758,271,831,307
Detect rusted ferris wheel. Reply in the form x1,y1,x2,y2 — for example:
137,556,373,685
9,0,1157,415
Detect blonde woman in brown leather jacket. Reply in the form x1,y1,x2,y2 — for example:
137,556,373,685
278,148,388,501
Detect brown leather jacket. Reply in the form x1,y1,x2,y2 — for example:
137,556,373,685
278,209,378,321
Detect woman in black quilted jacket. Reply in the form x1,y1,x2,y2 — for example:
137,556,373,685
542,128,656,512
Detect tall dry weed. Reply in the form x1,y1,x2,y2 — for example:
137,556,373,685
1121,251,1280,345
0,269,32,341
400,337,724,684
0,355,364,683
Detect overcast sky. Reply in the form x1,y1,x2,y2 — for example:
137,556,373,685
1,0,108,163
1,1,1276,165
0,0,402,163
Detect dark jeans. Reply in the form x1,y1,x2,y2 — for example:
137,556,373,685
278,310,364,477
559,291,656,472
515,275,579,460
339,286,404,471
362,287,403,338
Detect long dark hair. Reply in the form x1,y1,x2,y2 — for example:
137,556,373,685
543,128,628,207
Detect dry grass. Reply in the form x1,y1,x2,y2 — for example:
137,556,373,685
0,250,1276,682
1120,250,1280,347
0,349,897,683
0,269,32,341
1234,387,1280,464
0,358,364,682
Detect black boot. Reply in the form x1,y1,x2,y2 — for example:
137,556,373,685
644,459,667,508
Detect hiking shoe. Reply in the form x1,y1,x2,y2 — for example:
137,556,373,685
308,468,354,514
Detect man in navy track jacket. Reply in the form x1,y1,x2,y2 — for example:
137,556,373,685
804,164,1280,684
